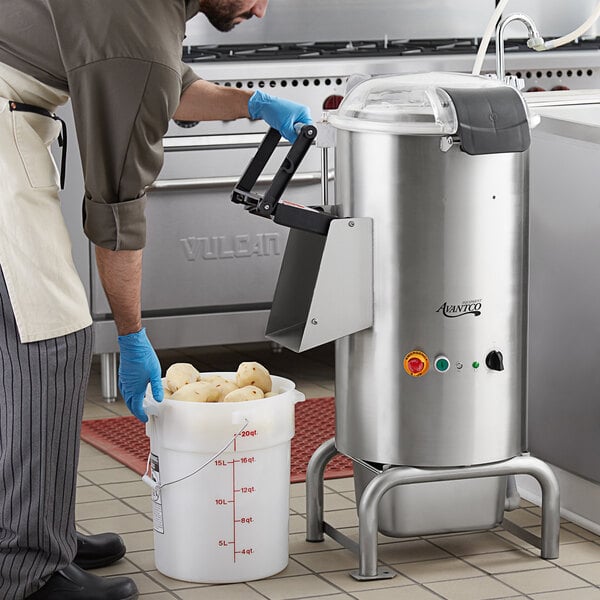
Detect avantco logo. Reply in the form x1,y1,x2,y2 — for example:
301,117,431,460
436,298,483,318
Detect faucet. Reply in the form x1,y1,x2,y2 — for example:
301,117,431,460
495,13,545,82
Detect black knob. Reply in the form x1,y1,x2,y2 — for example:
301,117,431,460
485,350,504,371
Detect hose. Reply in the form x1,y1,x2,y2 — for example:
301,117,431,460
472,0,511,76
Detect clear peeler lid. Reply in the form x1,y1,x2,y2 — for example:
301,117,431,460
328,72,518,135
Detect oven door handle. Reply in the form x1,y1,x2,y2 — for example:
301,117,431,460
148,170,334,192
163,133,270,152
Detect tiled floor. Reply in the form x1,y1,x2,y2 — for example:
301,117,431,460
78,343,600,600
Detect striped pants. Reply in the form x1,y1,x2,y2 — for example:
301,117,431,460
0,269,93,599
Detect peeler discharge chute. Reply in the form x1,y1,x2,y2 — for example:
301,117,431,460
231,125,374,352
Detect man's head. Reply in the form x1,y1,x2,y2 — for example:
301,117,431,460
198,0,269,32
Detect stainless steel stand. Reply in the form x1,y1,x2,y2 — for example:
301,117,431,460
100,352,118,403
306,437,560,581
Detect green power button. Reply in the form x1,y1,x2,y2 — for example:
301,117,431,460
434,356,450,373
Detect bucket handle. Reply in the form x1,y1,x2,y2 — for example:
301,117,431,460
142,417,249,493
143,394,162,417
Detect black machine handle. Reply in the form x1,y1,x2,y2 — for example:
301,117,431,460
231,125,336,235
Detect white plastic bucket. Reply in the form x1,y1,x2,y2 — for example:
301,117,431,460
142,373,304,584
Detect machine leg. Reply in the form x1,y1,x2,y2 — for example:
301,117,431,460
517,455,560,559
100,352,118,403
352,469,405,581
306,437,339,542
505,474,521,511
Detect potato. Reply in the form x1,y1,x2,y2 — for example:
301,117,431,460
214,380,239,402
201,375,239,401
264,390,280,398
223,385,264,403
235,361,272,393
162,385,173,399
172,381,220,403
203,375,230,385
165,363,201,393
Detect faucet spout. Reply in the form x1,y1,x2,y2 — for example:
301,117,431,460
496,13,545,81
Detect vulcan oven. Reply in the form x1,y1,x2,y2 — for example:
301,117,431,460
57,3,600,402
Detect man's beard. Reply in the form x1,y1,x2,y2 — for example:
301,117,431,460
200,0,254,32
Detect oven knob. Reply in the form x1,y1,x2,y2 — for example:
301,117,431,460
323,95,344,110
485,350,504,371
173,119,200,128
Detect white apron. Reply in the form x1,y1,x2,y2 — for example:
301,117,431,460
0,62,92,343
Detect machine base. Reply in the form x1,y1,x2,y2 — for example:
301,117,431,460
306,438,561,581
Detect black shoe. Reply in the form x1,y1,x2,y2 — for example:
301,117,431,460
74,532,127,570
26,563,138,599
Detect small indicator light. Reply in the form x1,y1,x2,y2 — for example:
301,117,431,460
434,356,450,373
403,350,430,377
472,361,480,369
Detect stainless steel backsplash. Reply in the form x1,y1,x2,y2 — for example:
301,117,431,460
185,0,496,45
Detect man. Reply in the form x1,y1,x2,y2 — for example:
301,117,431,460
0,0,311,598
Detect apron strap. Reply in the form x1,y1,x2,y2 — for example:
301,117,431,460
8,100,68,190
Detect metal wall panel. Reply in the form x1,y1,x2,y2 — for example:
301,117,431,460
185,0,495,46
528,106,600,484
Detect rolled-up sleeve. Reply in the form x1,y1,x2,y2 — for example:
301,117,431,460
68,57,182,250
181,62,200,93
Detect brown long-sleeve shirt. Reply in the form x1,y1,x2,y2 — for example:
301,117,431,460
0,0,201,250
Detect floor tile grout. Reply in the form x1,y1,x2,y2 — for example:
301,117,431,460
77,343,600,600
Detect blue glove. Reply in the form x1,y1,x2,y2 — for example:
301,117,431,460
118,328,163,423
248,90,312,143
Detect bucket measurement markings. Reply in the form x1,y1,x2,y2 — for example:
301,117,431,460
214,452,258,563
240,429,258,438
236,516,254,524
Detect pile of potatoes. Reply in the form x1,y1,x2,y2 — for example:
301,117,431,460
162,361,278,403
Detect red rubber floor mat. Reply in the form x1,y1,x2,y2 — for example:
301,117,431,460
80,397,353,483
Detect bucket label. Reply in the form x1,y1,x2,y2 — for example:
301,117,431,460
152,500,164,534
150,453,164,534
150,453,161,485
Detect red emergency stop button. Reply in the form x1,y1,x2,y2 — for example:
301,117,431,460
403,350,430,377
